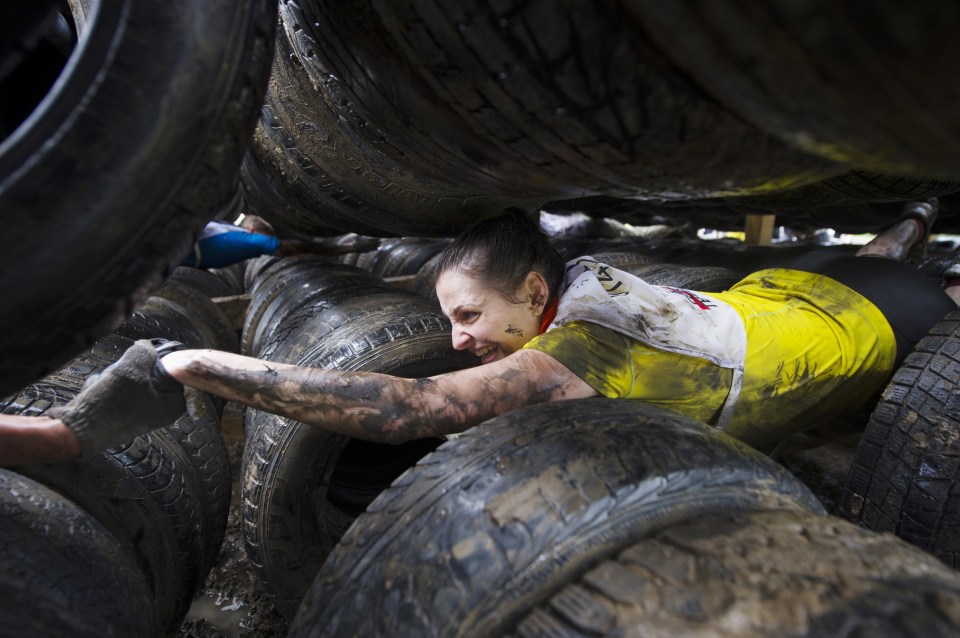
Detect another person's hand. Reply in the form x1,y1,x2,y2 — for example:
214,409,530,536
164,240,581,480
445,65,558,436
333,233,381,253
280,233,381,257
46,340,187,458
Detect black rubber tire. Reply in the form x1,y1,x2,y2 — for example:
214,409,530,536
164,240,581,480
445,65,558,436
365,238,452,279
165,387,233,580
623,263,743,292
726,172,960,211
411,251,445,300
512,509,960,638
840,308,960,567
118,297,221,351
1,334,229,632
153,278,240,354
242,29,544,238
0,467,157,637
209,262,249,297
0,0,278,398
167,265,242,301
242,288,475,618
240,257,364,357
627,2,960,179
244,0,845,237
247,269,406,363
288,399,824,637
281,0,837,200
244,254,284,292
588,250,658,272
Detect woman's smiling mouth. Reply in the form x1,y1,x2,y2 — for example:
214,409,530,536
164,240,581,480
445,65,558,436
474,346,499,364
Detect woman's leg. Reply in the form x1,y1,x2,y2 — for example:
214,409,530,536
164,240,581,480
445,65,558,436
813,257,956,366
854,199,937,260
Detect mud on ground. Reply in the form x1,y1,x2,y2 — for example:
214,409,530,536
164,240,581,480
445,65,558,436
178,406,289,638
177,405,862,637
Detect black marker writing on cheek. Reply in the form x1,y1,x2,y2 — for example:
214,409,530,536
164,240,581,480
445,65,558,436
505,325,524,336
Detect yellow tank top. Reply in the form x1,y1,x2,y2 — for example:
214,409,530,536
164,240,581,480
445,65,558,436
524,268,896,450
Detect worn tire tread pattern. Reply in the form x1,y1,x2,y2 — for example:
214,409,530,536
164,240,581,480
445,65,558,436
841,308,960,566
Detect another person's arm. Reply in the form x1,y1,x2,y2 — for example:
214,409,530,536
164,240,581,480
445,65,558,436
277,233,381,257
0,341,188,465
0,415,80,465
162,347,596,444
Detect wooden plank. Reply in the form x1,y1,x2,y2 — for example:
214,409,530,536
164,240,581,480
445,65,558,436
744,214,776,245
383,274,418,292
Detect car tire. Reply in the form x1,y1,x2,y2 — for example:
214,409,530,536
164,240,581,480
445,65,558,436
0,0,278,397
288,399,824,637
241,283,474,617
1,334,229,632
515,509,960,637
840,308,960,567
0,466,157,637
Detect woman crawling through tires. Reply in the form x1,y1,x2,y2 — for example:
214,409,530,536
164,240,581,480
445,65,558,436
2,200,958,463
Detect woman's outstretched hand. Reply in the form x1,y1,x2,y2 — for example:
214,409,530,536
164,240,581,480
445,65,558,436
46,339,187,457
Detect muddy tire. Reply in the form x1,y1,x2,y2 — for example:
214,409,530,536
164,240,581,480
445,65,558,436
240,257,363,357
0,467,157,637
726,172,960,211
288,399,824,637
244,0,842,237
840,309,960,567
241,21,543,238
1,334,229,632
360,238,452,279
243,263,404,362
0,0,277,397
513,509,960,637
118,297,218,352
242,286,474,617
411,251,445,300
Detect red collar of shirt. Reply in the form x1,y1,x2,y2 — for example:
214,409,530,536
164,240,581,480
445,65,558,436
539,296,559,334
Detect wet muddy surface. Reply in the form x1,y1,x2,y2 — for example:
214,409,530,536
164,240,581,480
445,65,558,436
178,406,289,638
176,404,861,637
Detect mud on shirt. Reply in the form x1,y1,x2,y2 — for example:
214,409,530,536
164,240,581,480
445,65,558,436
524,266,896,450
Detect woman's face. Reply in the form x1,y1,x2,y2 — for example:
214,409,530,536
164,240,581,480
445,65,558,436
436,269,544,365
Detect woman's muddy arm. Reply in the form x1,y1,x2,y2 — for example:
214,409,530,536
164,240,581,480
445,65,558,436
161,348,596,444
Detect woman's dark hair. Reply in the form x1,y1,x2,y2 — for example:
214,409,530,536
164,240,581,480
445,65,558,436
433,208,565,302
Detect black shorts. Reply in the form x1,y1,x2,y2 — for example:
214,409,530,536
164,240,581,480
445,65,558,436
759,247,955,367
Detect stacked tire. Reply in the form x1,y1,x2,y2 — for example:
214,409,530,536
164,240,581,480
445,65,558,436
240,1,960,239
240,258,475,617
0,267,239,635
841,309,960,568
287,399,960,637
0,0,278,398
